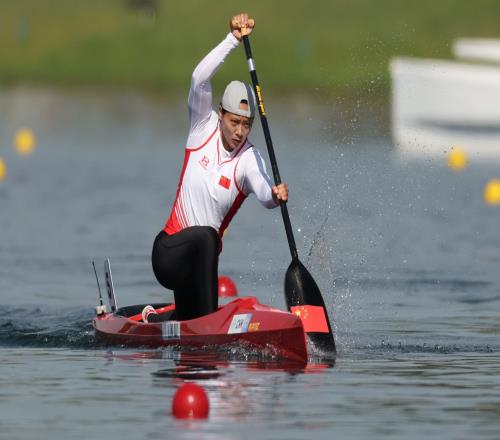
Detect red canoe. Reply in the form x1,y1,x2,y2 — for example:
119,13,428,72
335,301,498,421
93,296,308,363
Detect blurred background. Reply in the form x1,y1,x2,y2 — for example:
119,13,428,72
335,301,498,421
1,0,499,93
2,2,500,439
1,0,500,161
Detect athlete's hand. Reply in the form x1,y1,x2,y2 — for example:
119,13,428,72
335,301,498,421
272,183,288,204
230,13,255,41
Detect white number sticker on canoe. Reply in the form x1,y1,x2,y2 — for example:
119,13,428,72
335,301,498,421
162,321,180,340
227,314,253,334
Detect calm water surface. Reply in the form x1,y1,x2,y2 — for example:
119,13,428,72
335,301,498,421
0,87,499,439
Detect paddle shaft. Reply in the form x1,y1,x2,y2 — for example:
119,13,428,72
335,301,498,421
242,35,336,355
242,36,298,260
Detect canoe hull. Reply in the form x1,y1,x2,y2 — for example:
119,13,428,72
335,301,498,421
93,296,308,363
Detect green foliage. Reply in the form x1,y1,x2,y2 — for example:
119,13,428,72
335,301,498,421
1,0,500,97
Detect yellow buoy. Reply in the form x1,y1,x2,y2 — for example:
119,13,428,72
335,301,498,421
14,128,36,156
0,157,6,181
484,179,500,205
447,147,468,171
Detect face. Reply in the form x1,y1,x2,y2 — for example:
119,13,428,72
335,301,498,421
219,106,253,151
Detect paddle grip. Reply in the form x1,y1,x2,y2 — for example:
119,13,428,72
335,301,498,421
243,36,298,261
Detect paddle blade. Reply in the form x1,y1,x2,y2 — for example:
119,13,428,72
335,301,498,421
285,258,336,355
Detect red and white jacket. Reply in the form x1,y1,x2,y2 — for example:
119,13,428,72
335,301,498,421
164,33,277,239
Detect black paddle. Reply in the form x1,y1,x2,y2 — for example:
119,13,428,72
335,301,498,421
242,34,336,356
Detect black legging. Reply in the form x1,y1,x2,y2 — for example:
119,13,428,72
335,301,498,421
151,226,219,320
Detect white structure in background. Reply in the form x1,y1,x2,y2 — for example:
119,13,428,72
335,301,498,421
390,39,500,159
454,38,500,63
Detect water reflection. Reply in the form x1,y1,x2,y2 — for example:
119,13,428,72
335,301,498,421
98,348,334,425
101,348,333,378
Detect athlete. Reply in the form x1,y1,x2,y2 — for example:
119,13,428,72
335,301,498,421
151,13,288,321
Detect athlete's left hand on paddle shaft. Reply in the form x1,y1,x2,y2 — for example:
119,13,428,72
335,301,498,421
273,183,288,204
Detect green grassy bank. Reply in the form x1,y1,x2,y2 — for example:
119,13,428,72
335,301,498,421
1,0,500,97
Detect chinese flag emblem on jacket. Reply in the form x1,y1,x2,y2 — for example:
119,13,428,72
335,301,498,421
219,175,231,189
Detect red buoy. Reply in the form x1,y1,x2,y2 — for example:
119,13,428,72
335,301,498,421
172,383,209,419
218,275,238,297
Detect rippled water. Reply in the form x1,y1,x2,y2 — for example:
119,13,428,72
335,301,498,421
1,87,499,439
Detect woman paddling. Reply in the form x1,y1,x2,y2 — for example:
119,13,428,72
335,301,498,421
151,13,288,321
